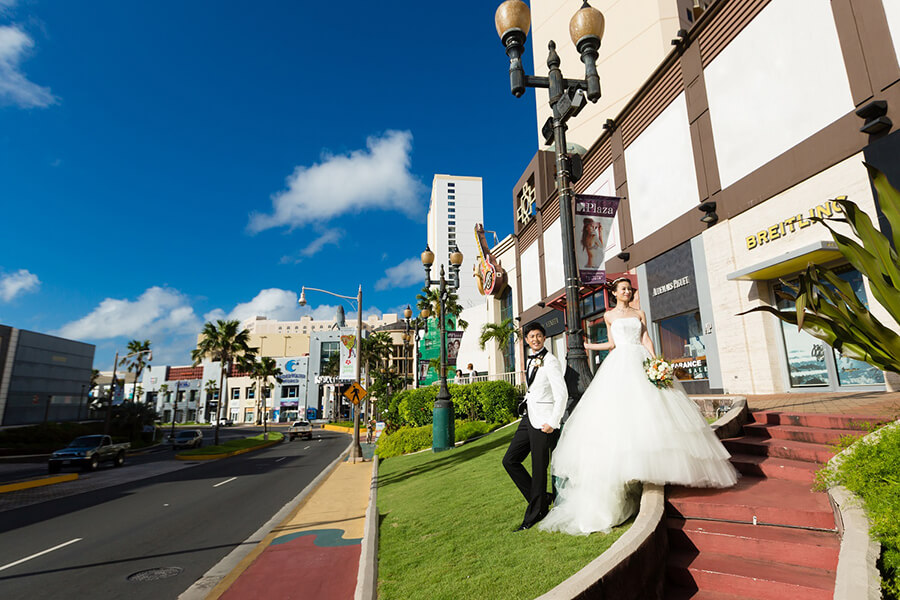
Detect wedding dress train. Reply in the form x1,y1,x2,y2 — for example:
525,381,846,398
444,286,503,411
538,317,738,535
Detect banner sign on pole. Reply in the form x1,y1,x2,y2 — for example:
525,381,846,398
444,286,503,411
339,333,358,381
574,195,620,285
447,331,463,366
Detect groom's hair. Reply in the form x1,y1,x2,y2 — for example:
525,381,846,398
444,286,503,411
522,322,546,337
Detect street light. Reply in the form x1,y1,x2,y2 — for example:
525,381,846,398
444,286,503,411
402,305,413,390
495,0,606,401
104,348,152,435
299,284,365,463
421,244,463,452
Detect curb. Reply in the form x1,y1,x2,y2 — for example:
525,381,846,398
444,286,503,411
827,419,898,600
354,455,379,600
174,438,282,461
177,442,352,600
322,425,355,434
0,473,78,494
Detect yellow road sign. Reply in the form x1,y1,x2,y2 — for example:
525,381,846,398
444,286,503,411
343,382,367,405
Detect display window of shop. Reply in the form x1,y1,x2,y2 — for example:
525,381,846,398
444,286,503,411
244,409,254,423
774,266,884,388
500,288,516,373
585,315,610,369
656,311,709,382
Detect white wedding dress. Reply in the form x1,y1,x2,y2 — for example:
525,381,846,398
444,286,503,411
538,317,739,536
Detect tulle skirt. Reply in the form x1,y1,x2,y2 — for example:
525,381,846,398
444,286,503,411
538,343,738,535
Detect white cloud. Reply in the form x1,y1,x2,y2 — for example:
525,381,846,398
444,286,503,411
0,25,56,108
204,288,299,323
248,130,425,233
0,268,40,301
279,229,344,264
375,257,423,291
55,287,201,340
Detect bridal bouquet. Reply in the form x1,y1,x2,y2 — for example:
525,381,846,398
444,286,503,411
643,357,675,389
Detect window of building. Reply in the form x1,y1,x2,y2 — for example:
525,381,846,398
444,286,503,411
448,182,455,187
448,195,455,199
448,220,455,225
244,409,254,423
247,387,255,399
232,388,241,400
176,390,185,402
448,227,455,232
656,311,708,382
189,390,197,403
320,341,340,372
448,201,455,206
281,385,299,398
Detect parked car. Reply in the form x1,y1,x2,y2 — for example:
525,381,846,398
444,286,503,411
218,418,234,427
48,435,130,473
287,420,313,441
169,429,203,449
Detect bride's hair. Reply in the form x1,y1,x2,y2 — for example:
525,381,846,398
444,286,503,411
607,277,634,291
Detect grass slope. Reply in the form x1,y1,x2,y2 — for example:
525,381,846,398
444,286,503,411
377,423,631,599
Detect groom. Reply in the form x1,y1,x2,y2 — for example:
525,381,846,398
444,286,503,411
502,322,568,530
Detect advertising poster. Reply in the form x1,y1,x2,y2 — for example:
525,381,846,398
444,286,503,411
574,195,620,285
339,332,358,381
447,331,463,366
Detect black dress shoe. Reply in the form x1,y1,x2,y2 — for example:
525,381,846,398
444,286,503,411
515,522,532,531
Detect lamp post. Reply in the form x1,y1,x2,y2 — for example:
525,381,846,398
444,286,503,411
299,284,364,463
495,0,606,400
402,305,413,390
421,244,463,452
104,348,152,435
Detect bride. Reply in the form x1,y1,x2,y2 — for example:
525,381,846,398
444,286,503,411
538,277,738,535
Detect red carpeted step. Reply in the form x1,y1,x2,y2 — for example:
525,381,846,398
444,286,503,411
665,584,761,600
722,436,833,464
728,453,819,483
750,411,887,431
666,477,835,530
667,518,839,570
742,423,863,445
667,551,835,600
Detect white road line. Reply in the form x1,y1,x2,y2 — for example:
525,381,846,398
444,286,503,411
303,446,310,450
213,477,237,488
0,538,82,572
275,457,286,463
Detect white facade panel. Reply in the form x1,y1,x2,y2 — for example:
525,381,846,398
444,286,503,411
520,241,541,309
885,0,900,65
705,0,854,188
543,219,565,294
624,93,699,242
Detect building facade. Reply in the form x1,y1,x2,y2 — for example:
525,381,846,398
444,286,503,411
511,0,900,394
0,325,95,425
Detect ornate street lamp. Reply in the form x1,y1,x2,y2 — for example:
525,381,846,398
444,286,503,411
402,305,414,390
495,0,606,401
421,244,463,451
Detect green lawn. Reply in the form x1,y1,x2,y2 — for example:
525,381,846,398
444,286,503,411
178,432,283,456
377,424,631,600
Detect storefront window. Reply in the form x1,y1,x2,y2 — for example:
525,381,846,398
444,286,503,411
585,316,610,369
775,267,883,387
657,311,708,381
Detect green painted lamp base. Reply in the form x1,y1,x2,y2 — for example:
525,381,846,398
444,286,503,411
432,404,455,452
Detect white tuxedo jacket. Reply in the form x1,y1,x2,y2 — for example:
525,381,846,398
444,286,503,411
524,350,568,430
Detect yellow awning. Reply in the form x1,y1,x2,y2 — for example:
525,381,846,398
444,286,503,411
726,241,843,281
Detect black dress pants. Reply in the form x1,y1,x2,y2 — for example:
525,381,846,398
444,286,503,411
502,417,559,527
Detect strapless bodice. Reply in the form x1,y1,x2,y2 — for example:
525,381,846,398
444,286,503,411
610,317,642,345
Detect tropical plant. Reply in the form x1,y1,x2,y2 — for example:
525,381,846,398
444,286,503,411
479,317,519,372
739,164,900,375
416,285,468,330
322,353,340,378
90,369,100,393
158,383,170,421
249,356,283,438
120,339,151,402
191,319,256,445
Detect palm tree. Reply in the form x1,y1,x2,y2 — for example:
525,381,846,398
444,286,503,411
158,383,170,422
249,357,283,439
322,353,340,378
191,319,255,445
416,285,468,330
361,331,393,420
121,339,151,402
479,318,519,373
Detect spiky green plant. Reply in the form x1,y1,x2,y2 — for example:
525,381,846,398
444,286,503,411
740,164,900,375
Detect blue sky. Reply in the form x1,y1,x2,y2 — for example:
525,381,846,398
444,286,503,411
0,0,542,369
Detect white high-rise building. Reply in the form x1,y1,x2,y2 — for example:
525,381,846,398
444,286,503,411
426,174,484,309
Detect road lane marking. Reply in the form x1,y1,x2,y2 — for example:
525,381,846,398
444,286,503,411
275,457,286,462
213,477,237,488
304,446,310,450
0,538,82,572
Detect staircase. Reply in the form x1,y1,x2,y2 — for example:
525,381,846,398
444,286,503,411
663,410,883,600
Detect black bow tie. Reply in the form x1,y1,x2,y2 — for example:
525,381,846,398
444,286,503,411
528,351,547,359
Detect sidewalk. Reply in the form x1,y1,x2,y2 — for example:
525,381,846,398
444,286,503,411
202,442,377,600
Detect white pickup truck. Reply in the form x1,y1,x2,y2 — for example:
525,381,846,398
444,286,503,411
287,420,313,441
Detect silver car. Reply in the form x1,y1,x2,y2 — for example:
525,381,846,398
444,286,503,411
170,429,203,449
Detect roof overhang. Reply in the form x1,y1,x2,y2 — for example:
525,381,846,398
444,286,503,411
726,241,842,281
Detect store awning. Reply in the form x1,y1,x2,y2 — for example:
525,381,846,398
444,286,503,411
726,241,842,281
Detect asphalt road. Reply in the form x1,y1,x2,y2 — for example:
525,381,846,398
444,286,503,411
0,428,349,600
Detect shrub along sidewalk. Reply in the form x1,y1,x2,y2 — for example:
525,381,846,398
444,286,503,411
377,424,631,600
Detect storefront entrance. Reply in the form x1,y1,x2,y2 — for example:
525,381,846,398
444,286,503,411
774,267,884,390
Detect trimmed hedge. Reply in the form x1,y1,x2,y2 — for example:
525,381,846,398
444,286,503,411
375,419,500,458
393,380,519,429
